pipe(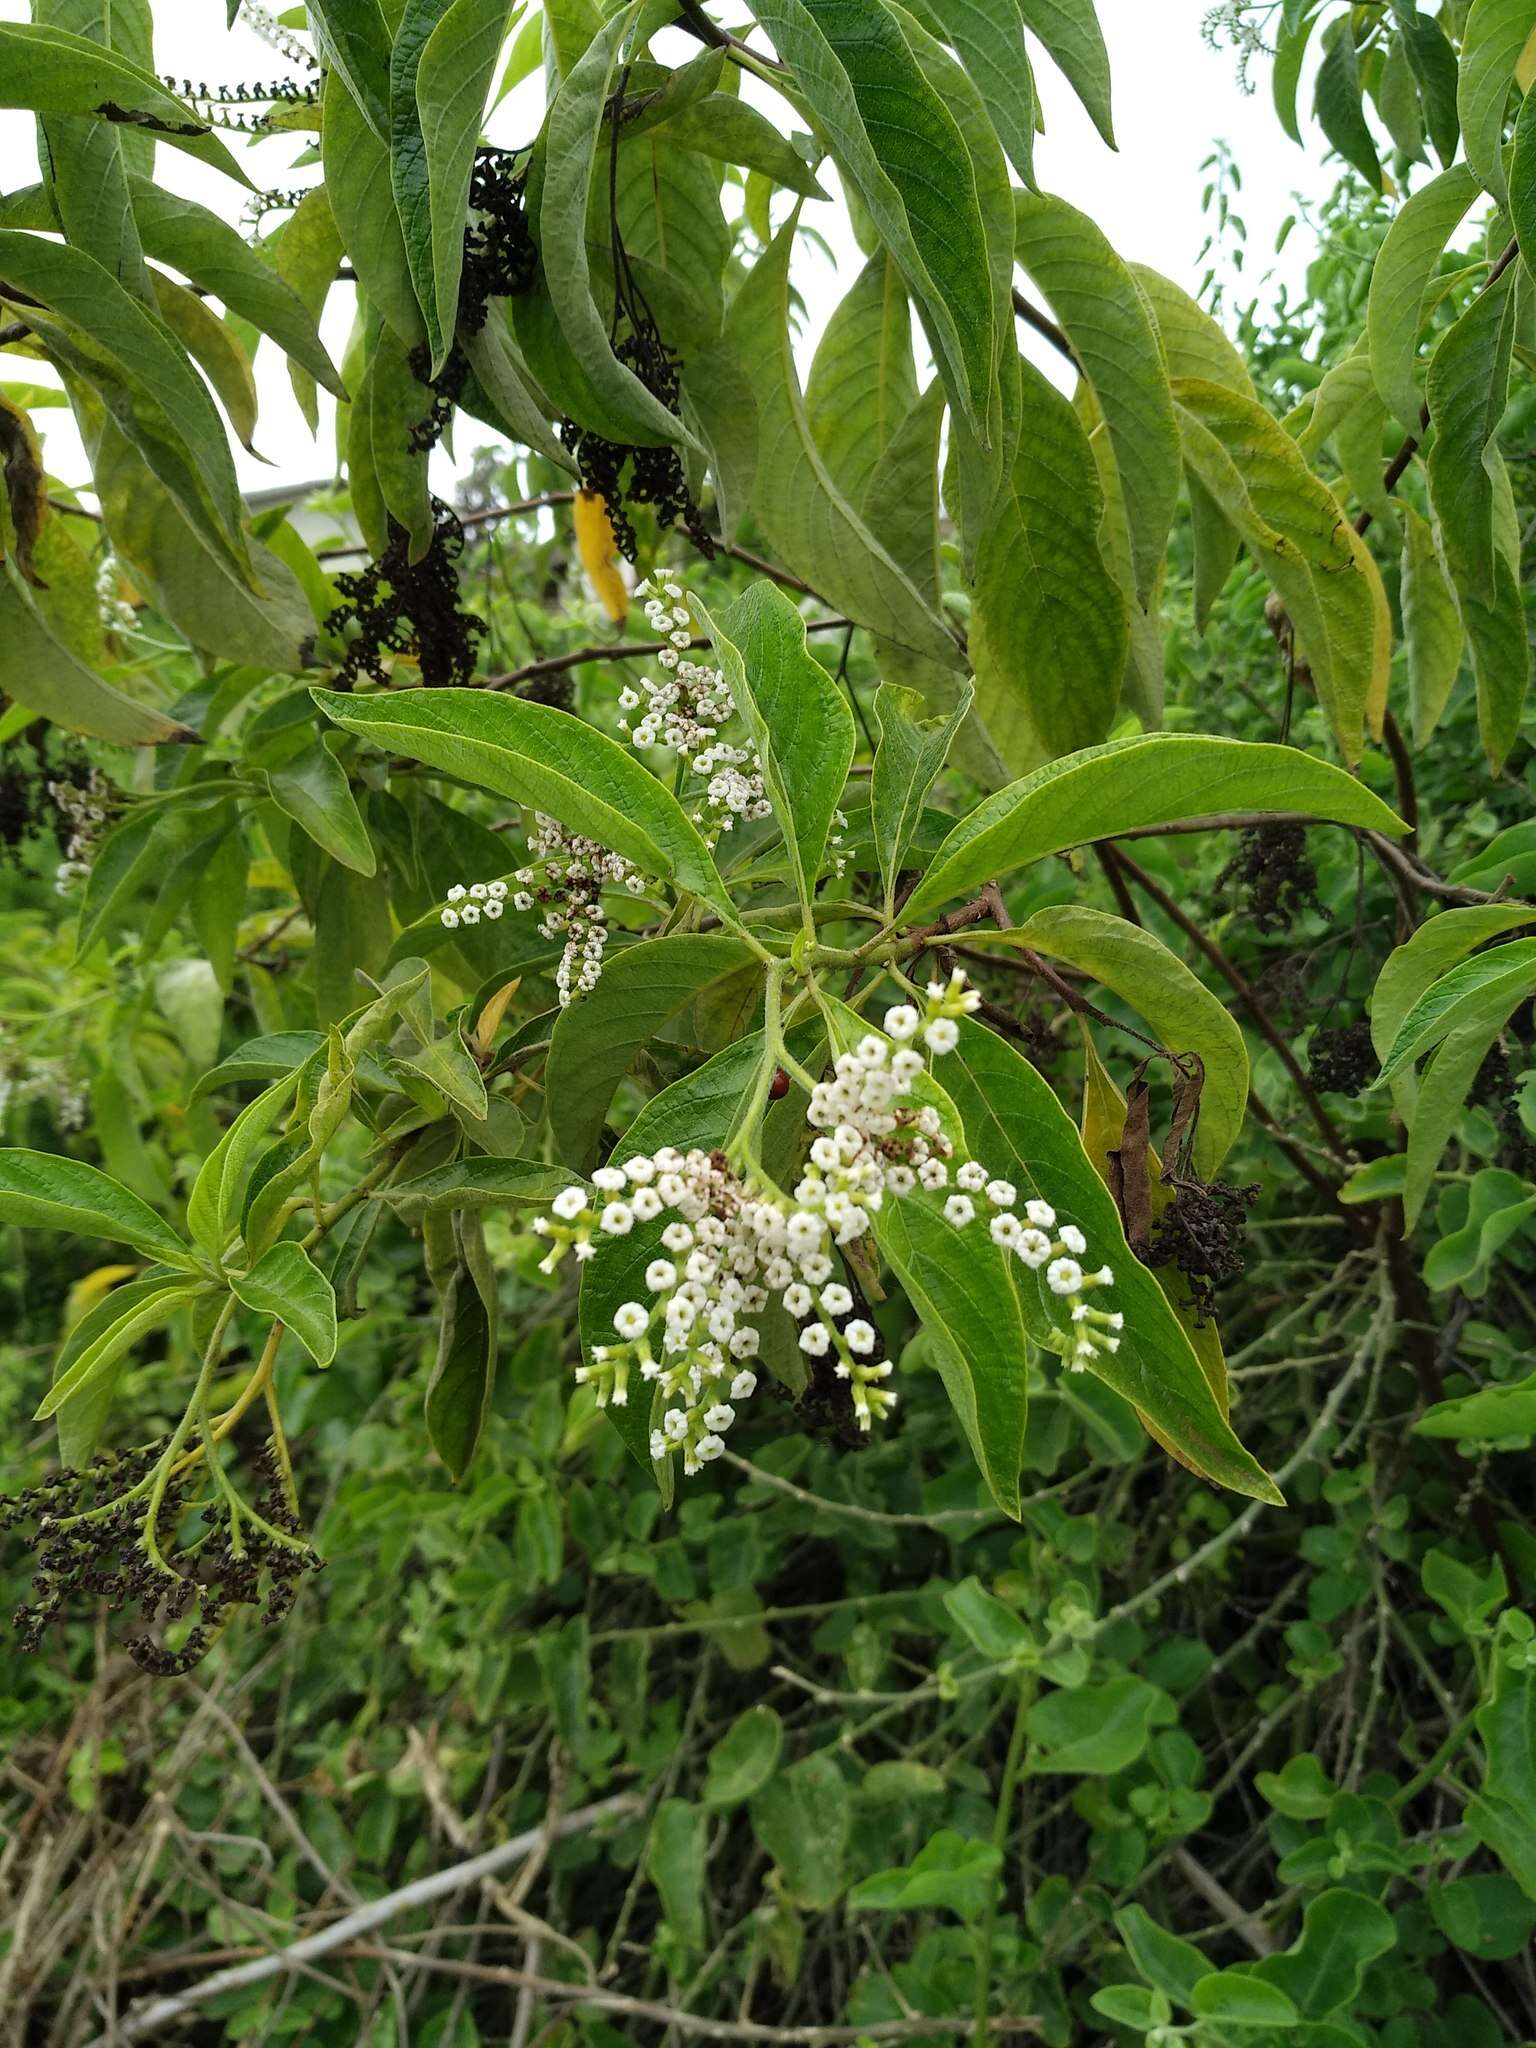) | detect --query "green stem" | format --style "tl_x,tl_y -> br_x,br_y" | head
973,1678 -> 1032,2046
141,1294 -> 236,1575
1393,1705 -> 1483,1810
